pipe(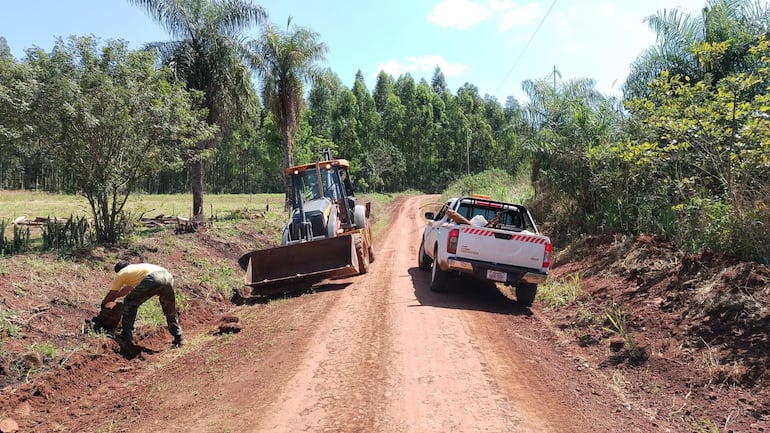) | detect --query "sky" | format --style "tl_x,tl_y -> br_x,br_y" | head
0,0 -> 710,103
